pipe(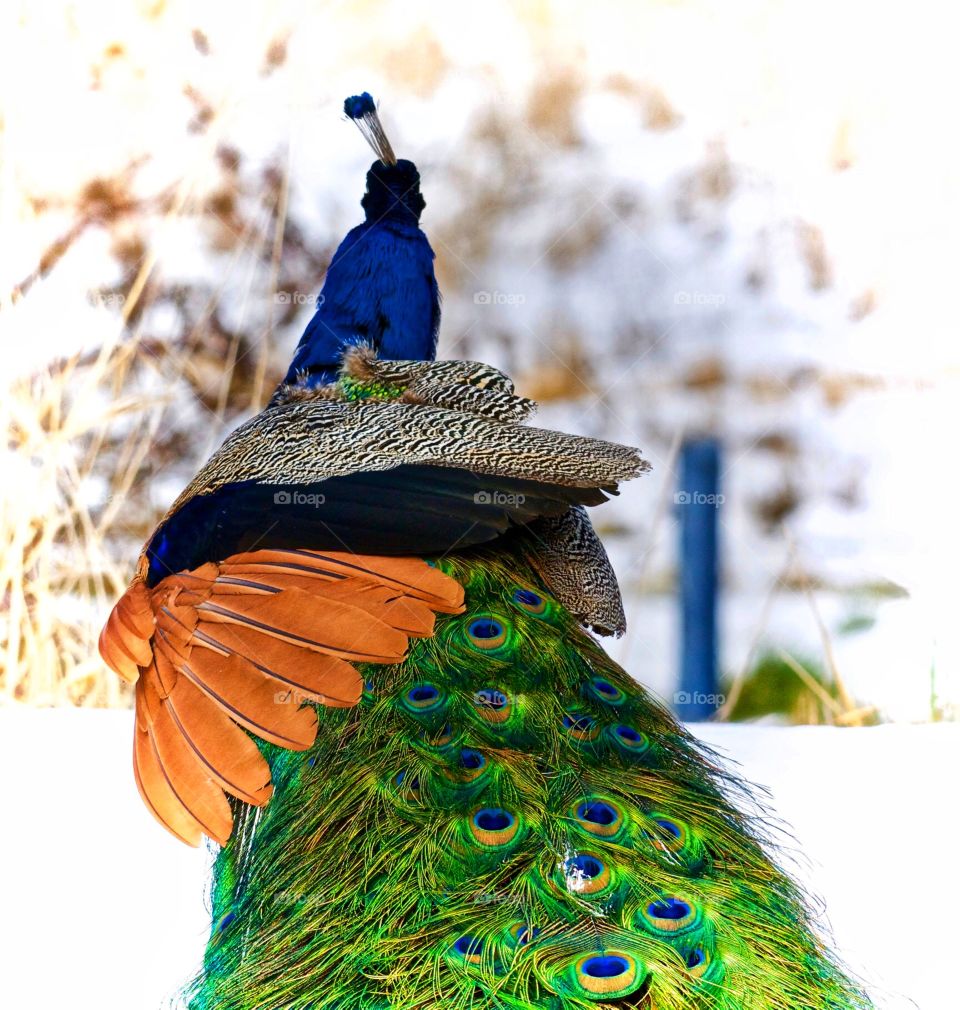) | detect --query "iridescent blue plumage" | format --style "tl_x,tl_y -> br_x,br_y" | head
344,92 -> 376,119
278,96 -> 439,390
280,206 -> 439,387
